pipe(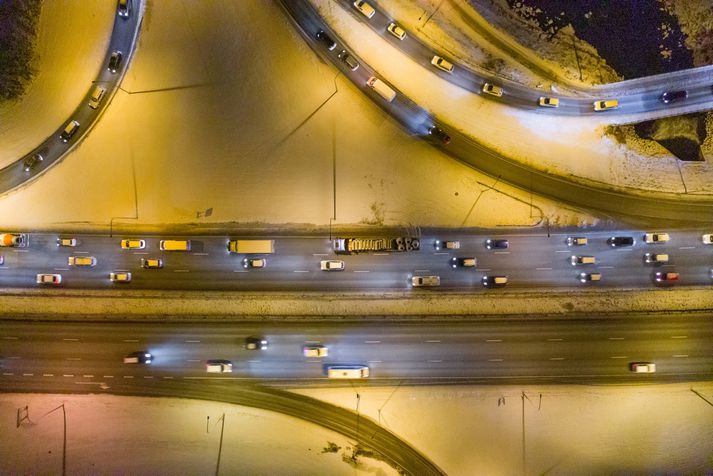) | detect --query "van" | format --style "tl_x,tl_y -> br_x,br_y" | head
366,76 -> 396,103
159,239 -> 191,251
88,85 -> 106,109
327,365 -> 369,379
60,120 -> 80,143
